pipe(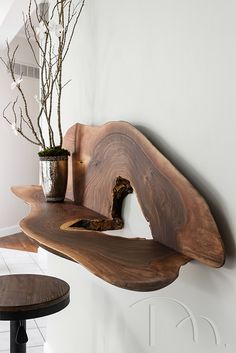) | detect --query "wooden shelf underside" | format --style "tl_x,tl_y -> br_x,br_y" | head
12,185 -> 190,292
